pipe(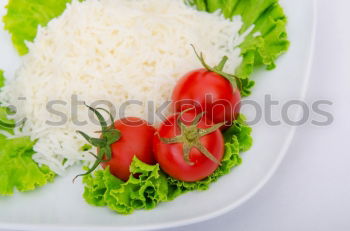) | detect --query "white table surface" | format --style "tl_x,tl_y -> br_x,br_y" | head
2,0 -> 350,230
